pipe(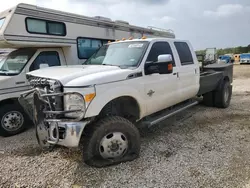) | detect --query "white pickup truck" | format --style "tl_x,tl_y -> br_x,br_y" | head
19,37 -> 233,167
